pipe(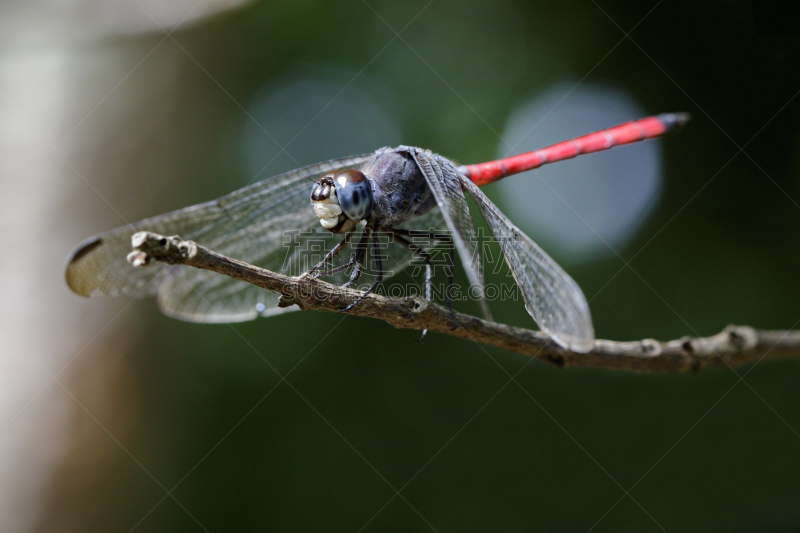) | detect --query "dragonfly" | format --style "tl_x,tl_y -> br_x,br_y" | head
66,112 -> 689,352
